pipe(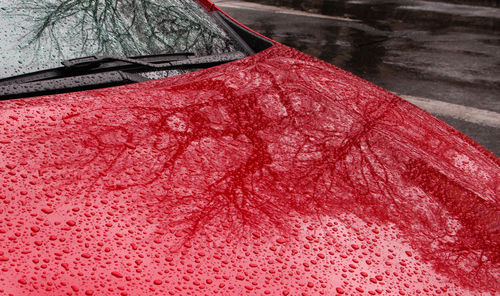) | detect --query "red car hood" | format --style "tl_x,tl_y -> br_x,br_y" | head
0,44 -> 498,295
